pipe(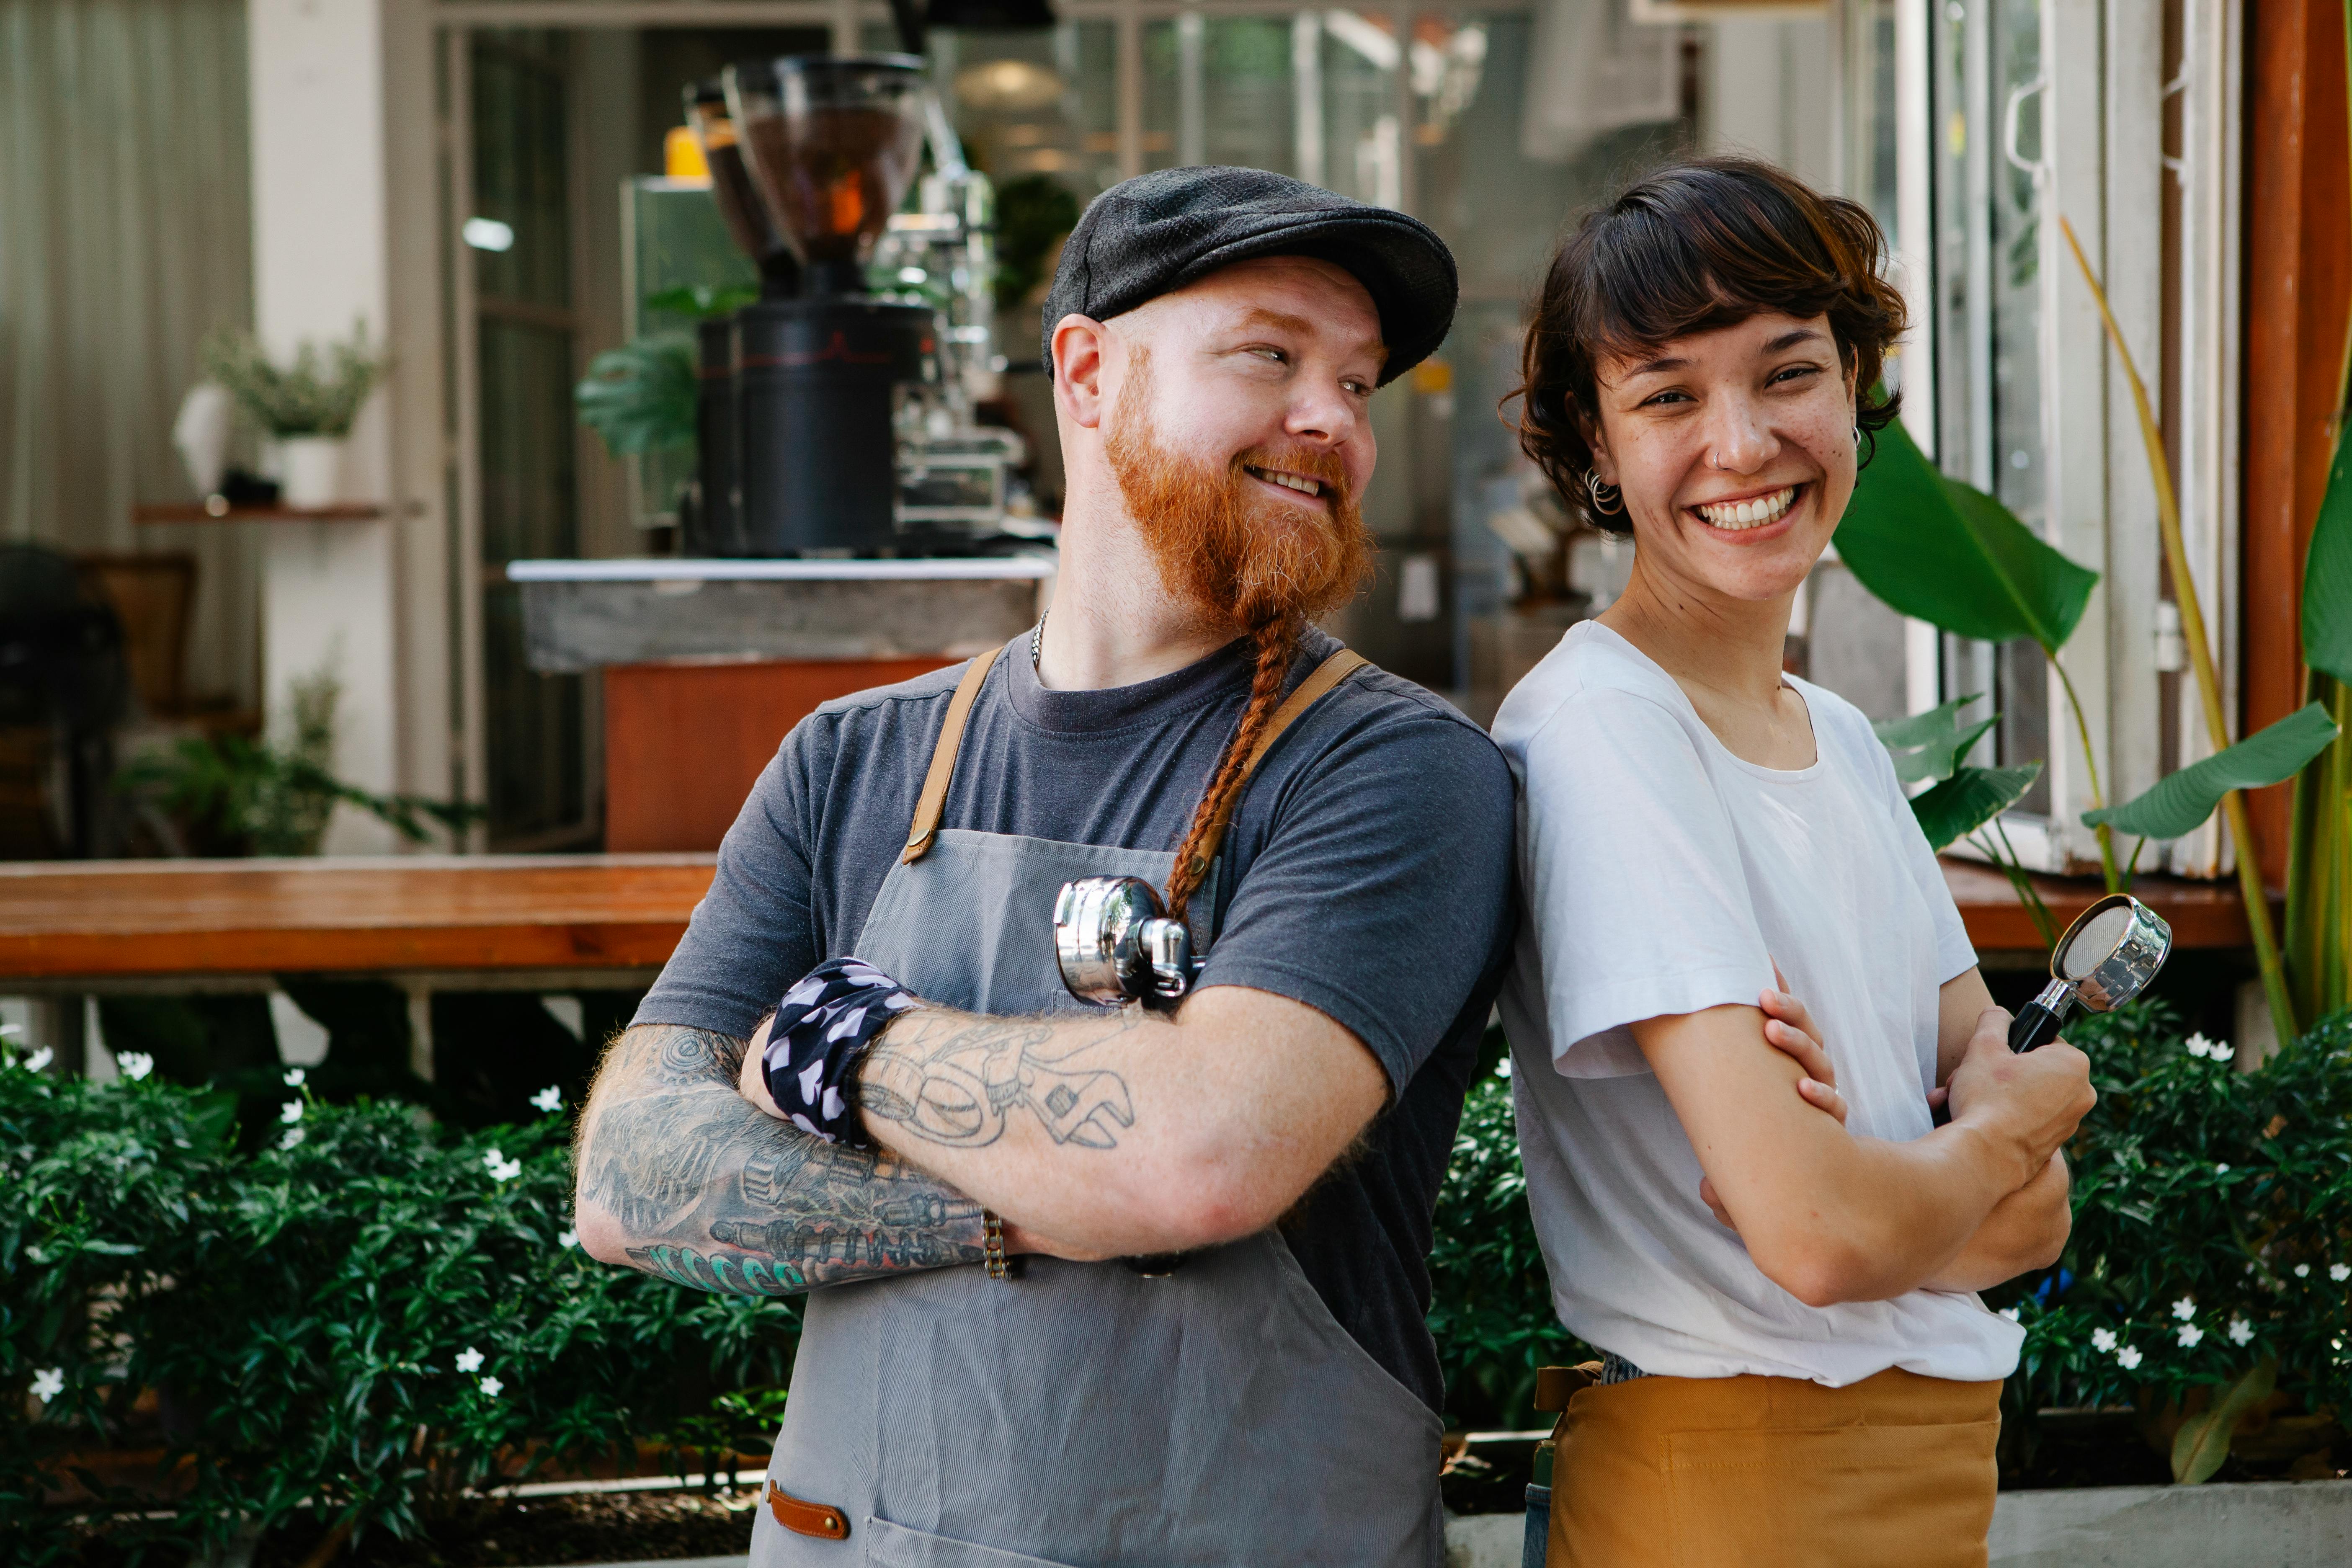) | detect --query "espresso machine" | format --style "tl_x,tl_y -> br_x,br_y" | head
710,54 -> 937,555
681,78 -> 802,555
